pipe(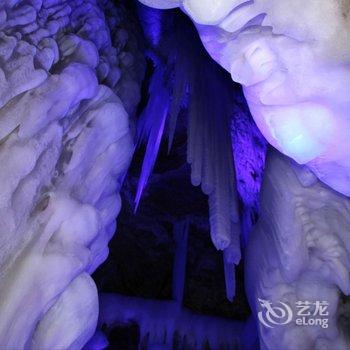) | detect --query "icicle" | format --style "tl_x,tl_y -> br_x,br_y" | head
186,98 -> 195,165
208,189 -> 231,250
188,62 -> 240,252
134,15 -> 243,301
189,95 -> 204,187
223,239 -> 241,301
172,219 -> 190,303
134,67 -> 170,210
184,46 -> 242,298
167,47 -> 188,153
223,260 -> 236,302
200,99 -> 215,195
